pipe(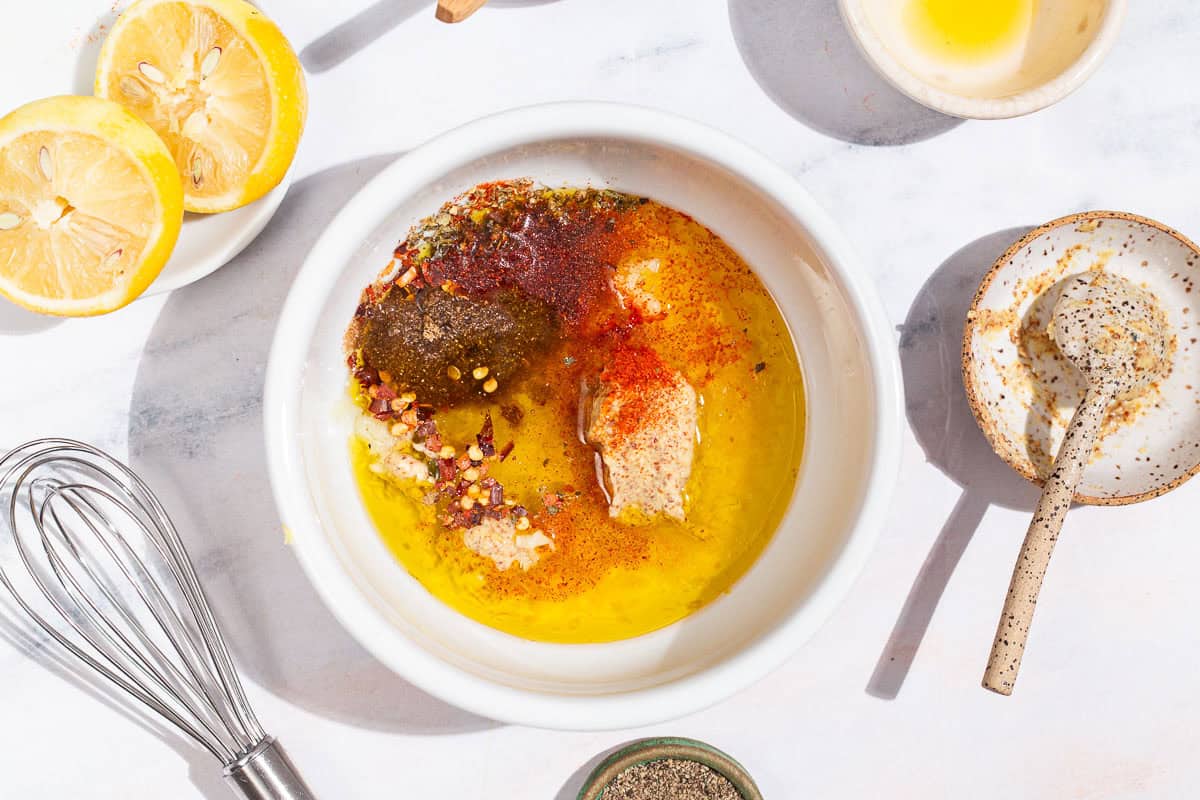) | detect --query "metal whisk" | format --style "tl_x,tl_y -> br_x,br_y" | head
0,439 -> 316,799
